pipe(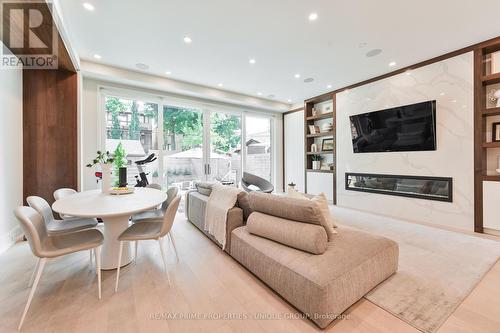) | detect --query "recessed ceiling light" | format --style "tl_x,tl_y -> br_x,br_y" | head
93,54 -> 101,59
451,99 -> 457,103
287,99 -> 292,103
135,63 -> 149,70
165,71 -> 172,75
83,3 -> 95,11
257,92 -> 263,96
294,73 -> 301,79
389,61 -> 397,67
183,36 -> 192,44
365,49 -> 382,57
308,13 -> 318,21
217,83 -> 223,87
249,58 -> 256,64
327,84 -> 332,89
440,92 -> 445,96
